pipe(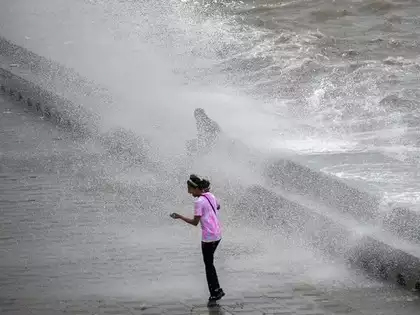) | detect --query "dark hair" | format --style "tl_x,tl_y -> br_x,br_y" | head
188,174 -> 210,190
